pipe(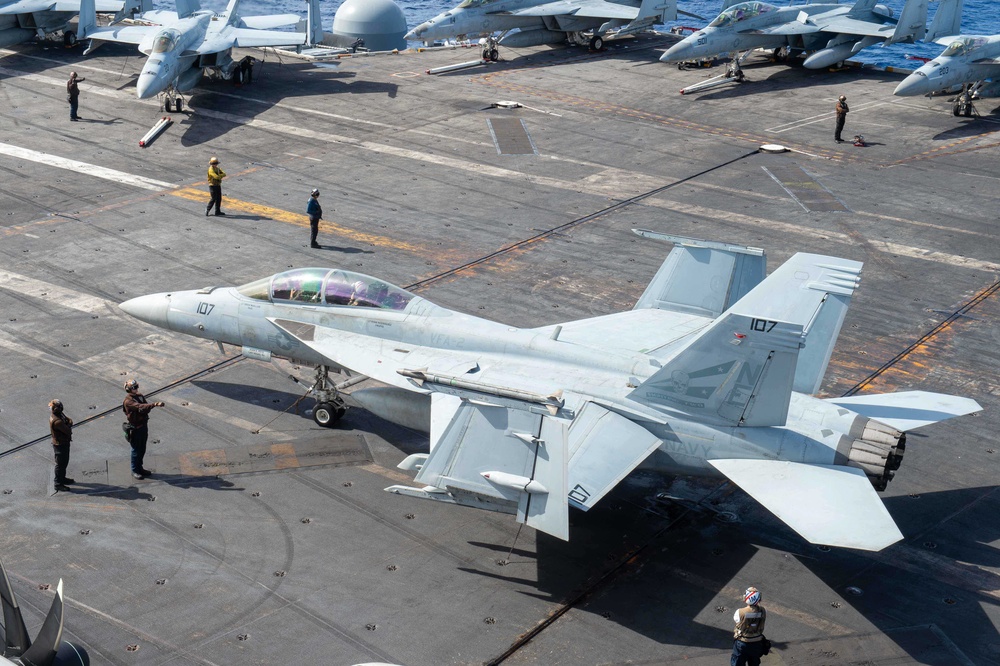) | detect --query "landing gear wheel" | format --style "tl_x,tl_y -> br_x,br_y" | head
589,35 -> 603,51
312,401 -> 345,427
964,104 -> 973,117
174,98 -> 183,112
953,103 -> 961,116
489,47 -> 498,62
64,31 -> 77,47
